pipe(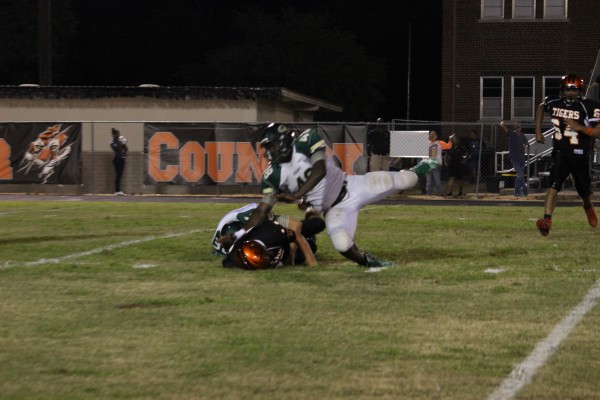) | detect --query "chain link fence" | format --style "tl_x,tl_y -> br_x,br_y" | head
385,120 -> 559,196
2,120 -> 572,197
